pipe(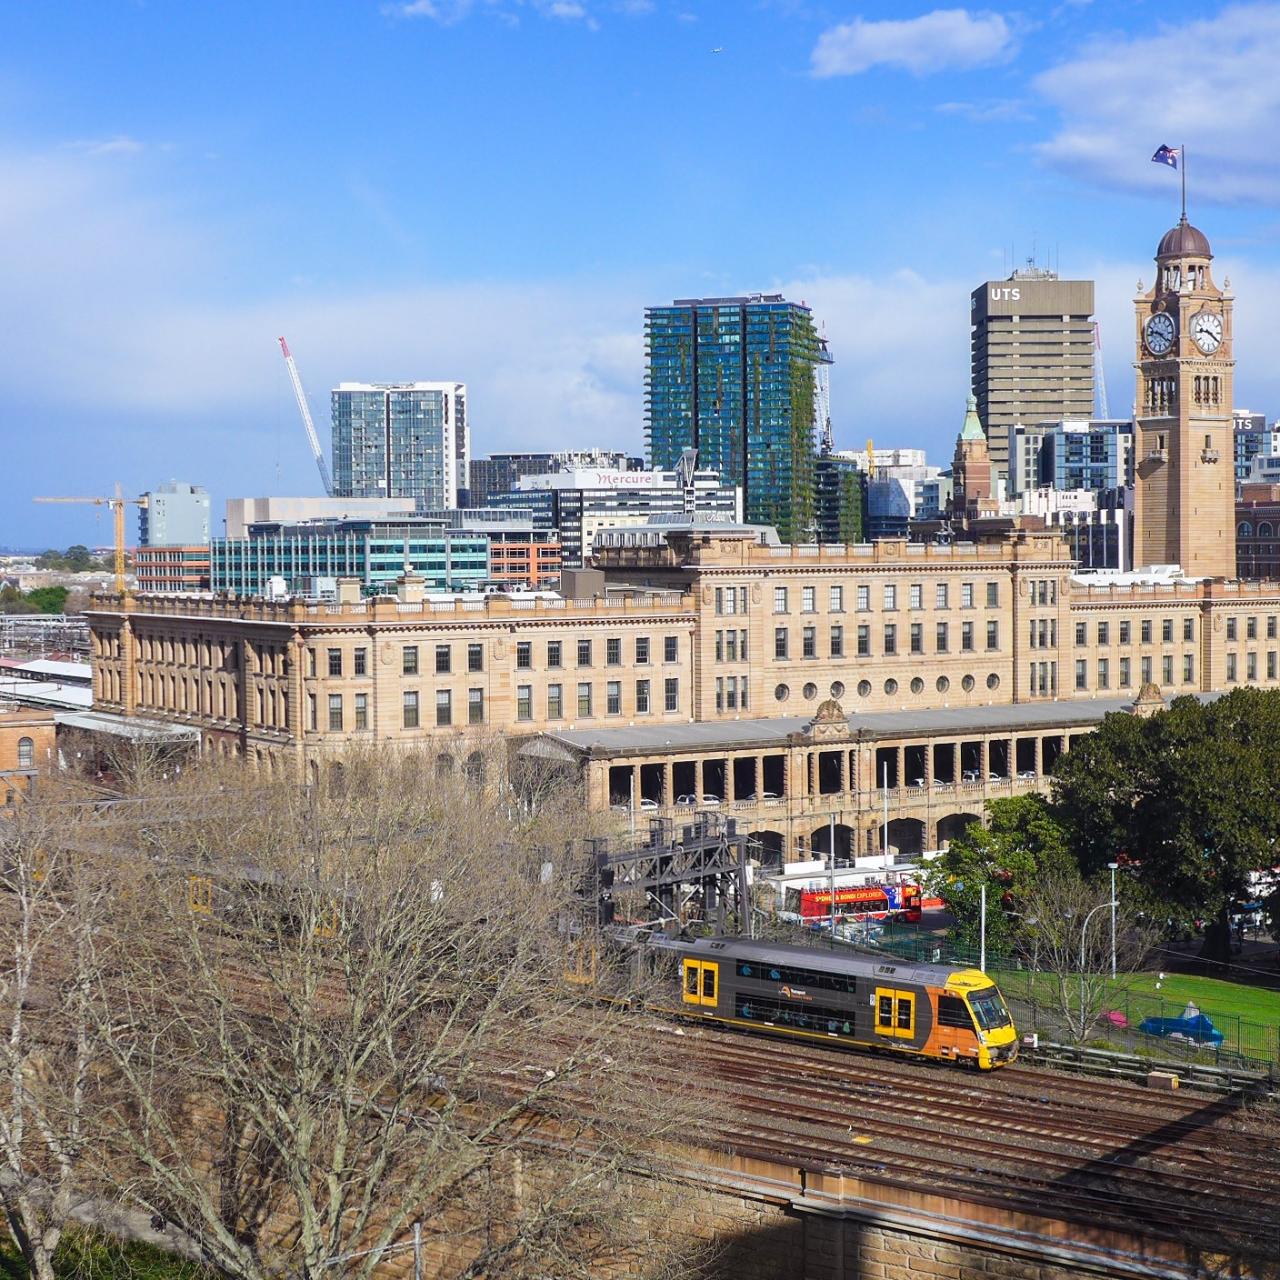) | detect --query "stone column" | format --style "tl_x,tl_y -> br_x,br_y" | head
724,754 -> 735,803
